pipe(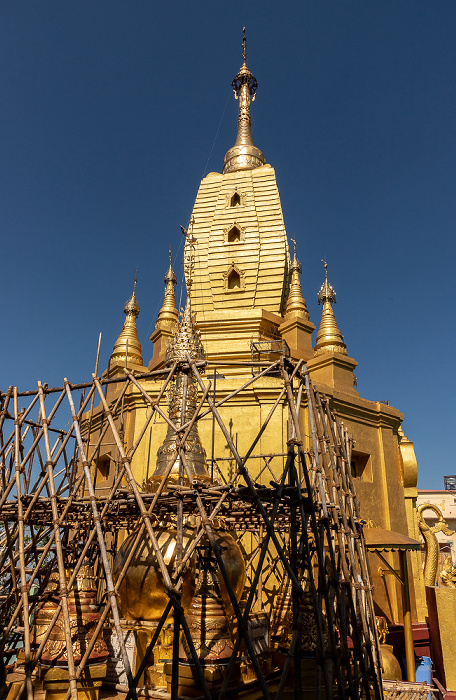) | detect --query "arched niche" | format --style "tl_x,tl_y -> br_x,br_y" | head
224,263 -> 244,292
